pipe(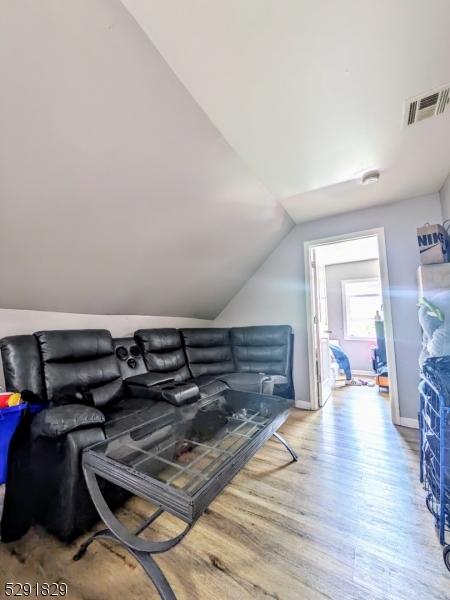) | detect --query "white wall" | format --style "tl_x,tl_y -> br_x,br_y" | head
440,172 -> 450,222
325,259 -> 380,372
0,309 -> 212,389
215,193 -> 442,420
0,1 -> 292,320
